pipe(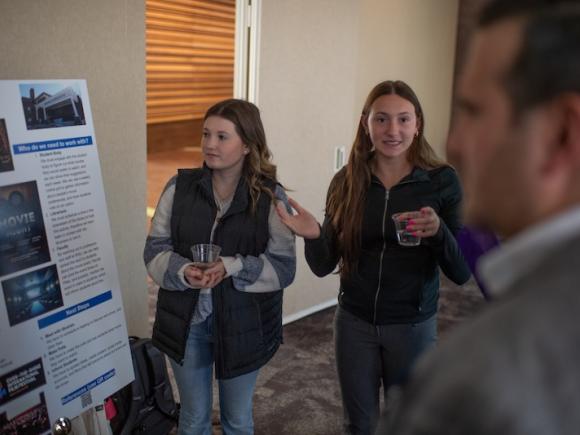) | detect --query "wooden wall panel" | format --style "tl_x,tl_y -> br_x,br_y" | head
147,118 -> 204,153
146,0 -> 235,128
